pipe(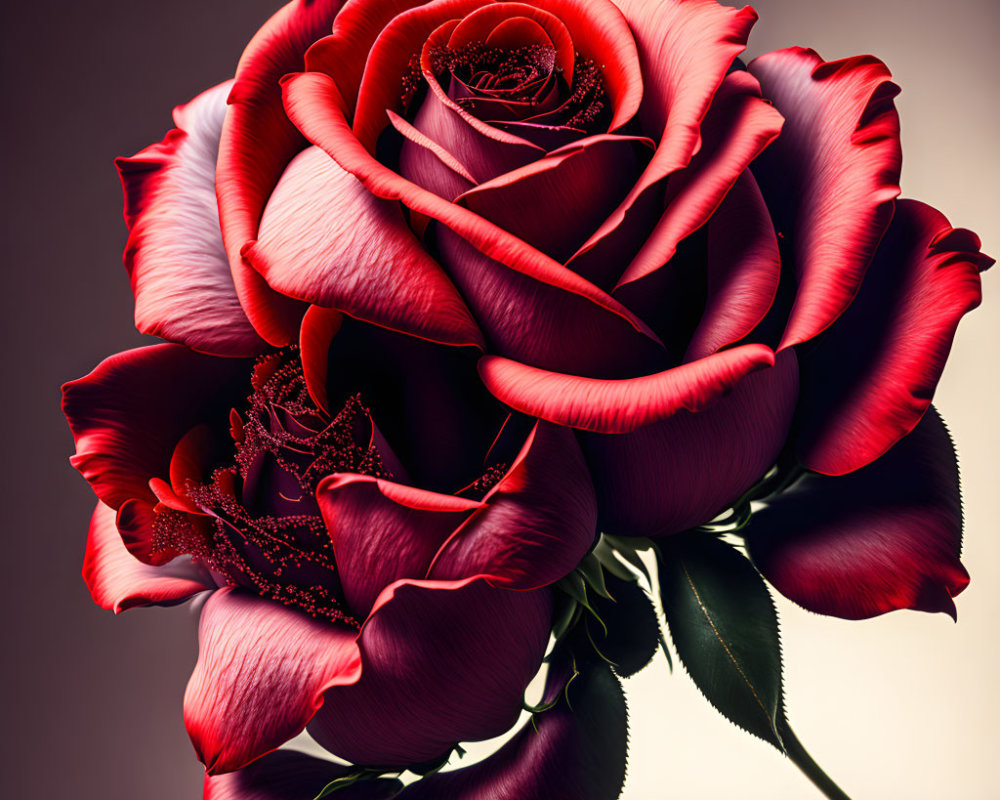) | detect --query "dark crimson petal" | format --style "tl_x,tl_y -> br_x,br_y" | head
318,474 -> 483,618
746,408 -> 970,620
390,109 -> 477,201
83,502 -> 211,614
568,0 -> 757,278
116,81 -> 266,357
204,750 -> 402,800
795,199 -> 991,475
685,170 -> 781,361
184,589 -> 362,775
216,0 -> 345,346
456,133 -> 653,263
435,226 -> 665,377
478,343 -> 775,433
749,48 -> 903,349
583,350 -> 798,537
62,345 -> 252,511
429,422 -> 597,590
613,70 -> 783,289
309,577 -> 551,766
281,71 -> 665,376
397,655 -> 627,800
244,146 -> 484,348
298,305 -> 344,415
